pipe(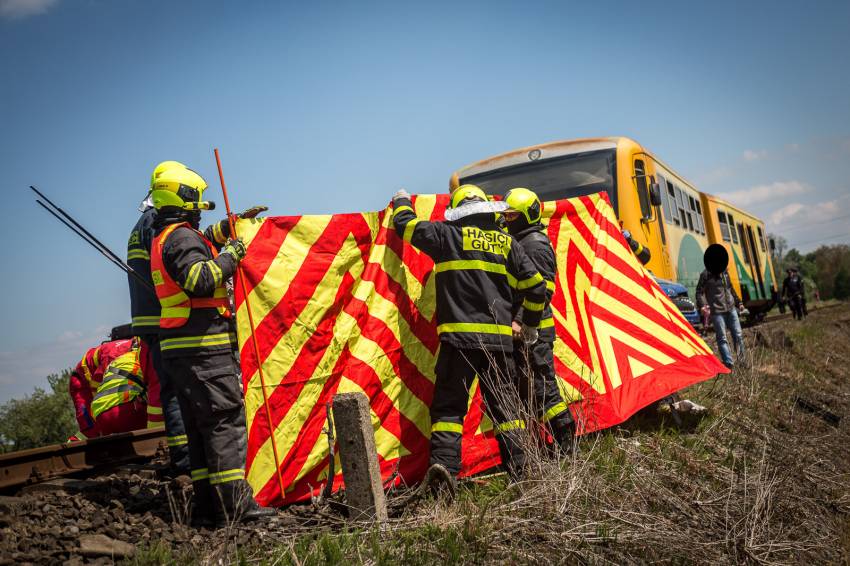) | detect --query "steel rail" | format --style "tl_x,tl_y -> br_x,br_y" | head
0,427 -> 166,491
